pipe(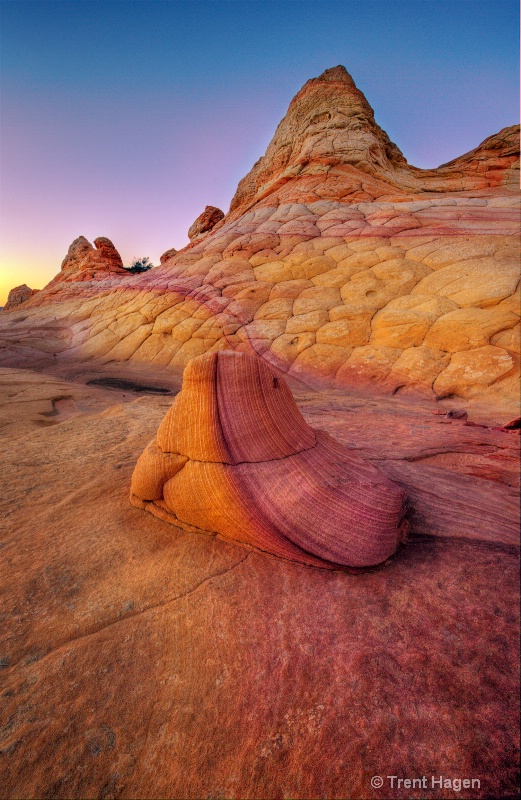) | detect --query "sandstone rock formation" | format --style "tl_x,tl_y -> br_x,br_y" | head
229,66 -> 519,216
187,205 -> 225,240
160,247 -> 178,263
59,235 -> 126,279
131,351 -> 408,569
10,234 -> 127,307
1,366 -> 519,799
3,284 -> 39,311
0,67 -> 519,412
1,236 -> 129,313
0,64 -> 518,800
